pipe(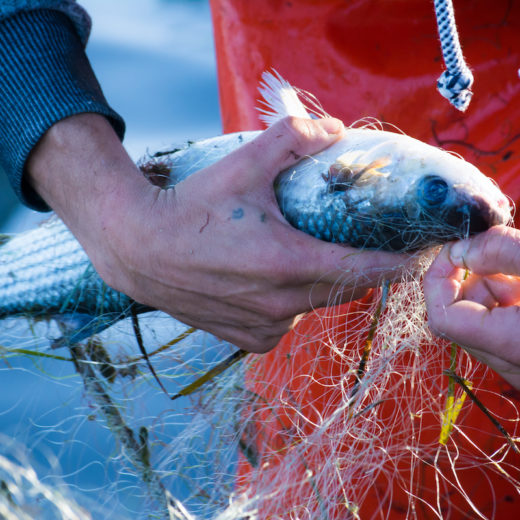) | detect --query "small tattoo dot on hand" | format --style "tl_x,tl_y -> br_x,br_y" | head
232,208 -> 245,219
